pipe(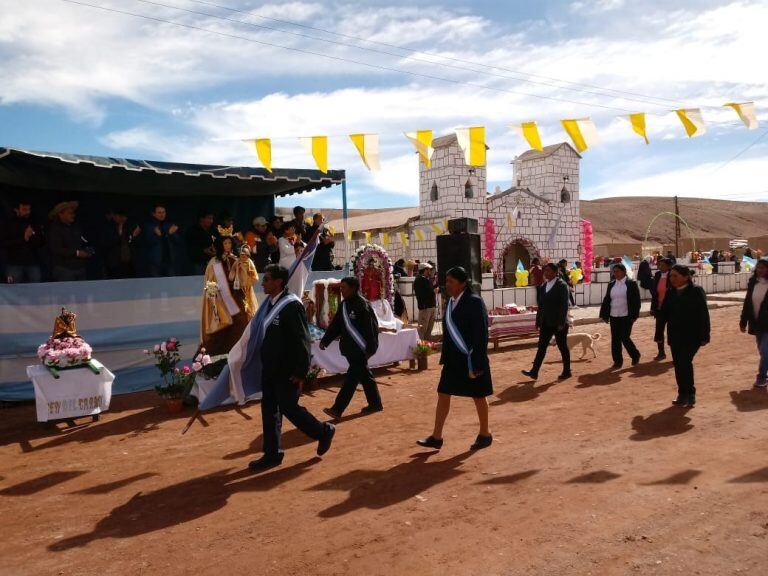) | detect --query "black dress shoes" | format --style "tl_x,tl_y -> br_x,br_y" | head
317,423 -> 336,456
416,435 -> 443,449
248,454 -> 284,471
470,434 -> 493,450
672,396 -> 688,406
686,395 -> 696,408
323,407 -> 341,420
522,370 -> 538,380
611,363 -> 623,370
361,404 -> 384,414
631,354 -> 641,366
558,371 -> 572,380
